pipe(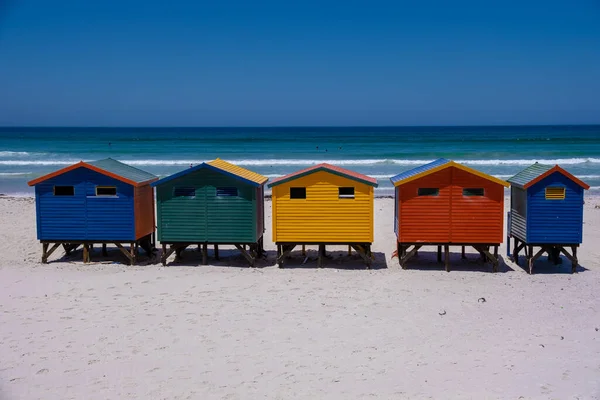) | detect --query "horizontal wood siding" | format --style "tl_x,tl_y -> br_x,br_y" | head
273,171 -> 374,243
134,185 -> 155,240
256,186 -> 265,240
510,212 -> 527,241
36,168 -> 135,241
510,187 -> 527,241
450,168 -> 504,243
398,168 -> 451,242
83,170 -> 135,241
527,172 -> 584,244
204,170 -> 256,243
156,169 -> 256,243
